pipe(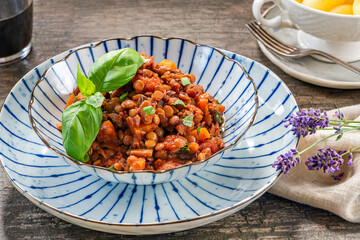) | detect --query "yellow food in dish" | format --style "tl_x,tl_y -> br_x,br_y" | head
296,0 -> 360,15
301,0 -> 345,12
354,0 -> 360,14
330,4 -> 353,14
